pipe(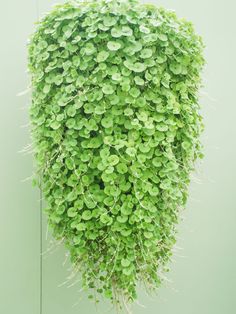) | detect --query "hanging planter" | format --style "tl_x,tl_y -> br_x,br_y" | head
28,0 -> 204,310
